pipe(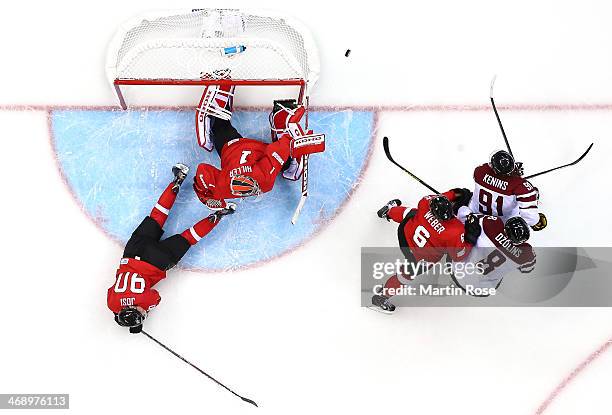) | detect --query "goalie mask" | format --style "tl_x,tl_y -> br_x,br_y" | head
230,175 -> 261,197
